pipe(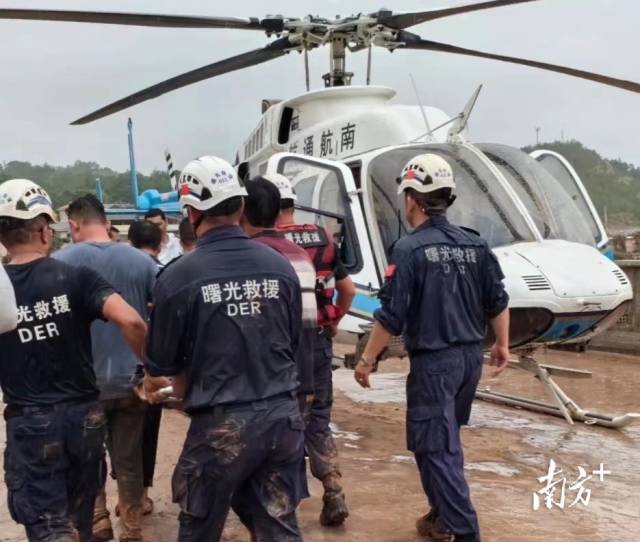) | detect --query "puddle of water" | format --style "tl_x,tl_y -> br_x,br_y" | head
465,462 -> 521,477
330,422 -> 362,441
333,368 -> 406,404
352,455 -> 416,465
391,455 -> 416,465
